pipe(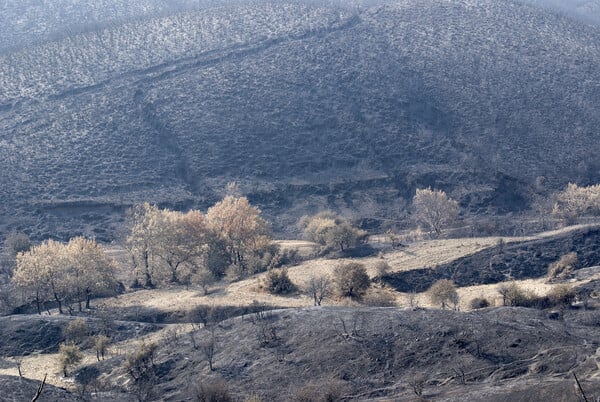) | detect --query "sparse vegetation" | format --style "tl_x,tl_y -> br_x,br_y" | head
193,379 -> 232,402
547,252 -> 578,282
58,343 -> 83,377
1,1 -> 600,400
306,275 -> 332,306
